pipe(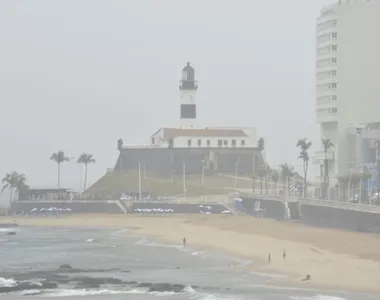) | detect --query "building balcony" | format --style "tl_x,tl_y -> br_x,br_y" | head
179,80 -> 198,90
316,113 -> 338,124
